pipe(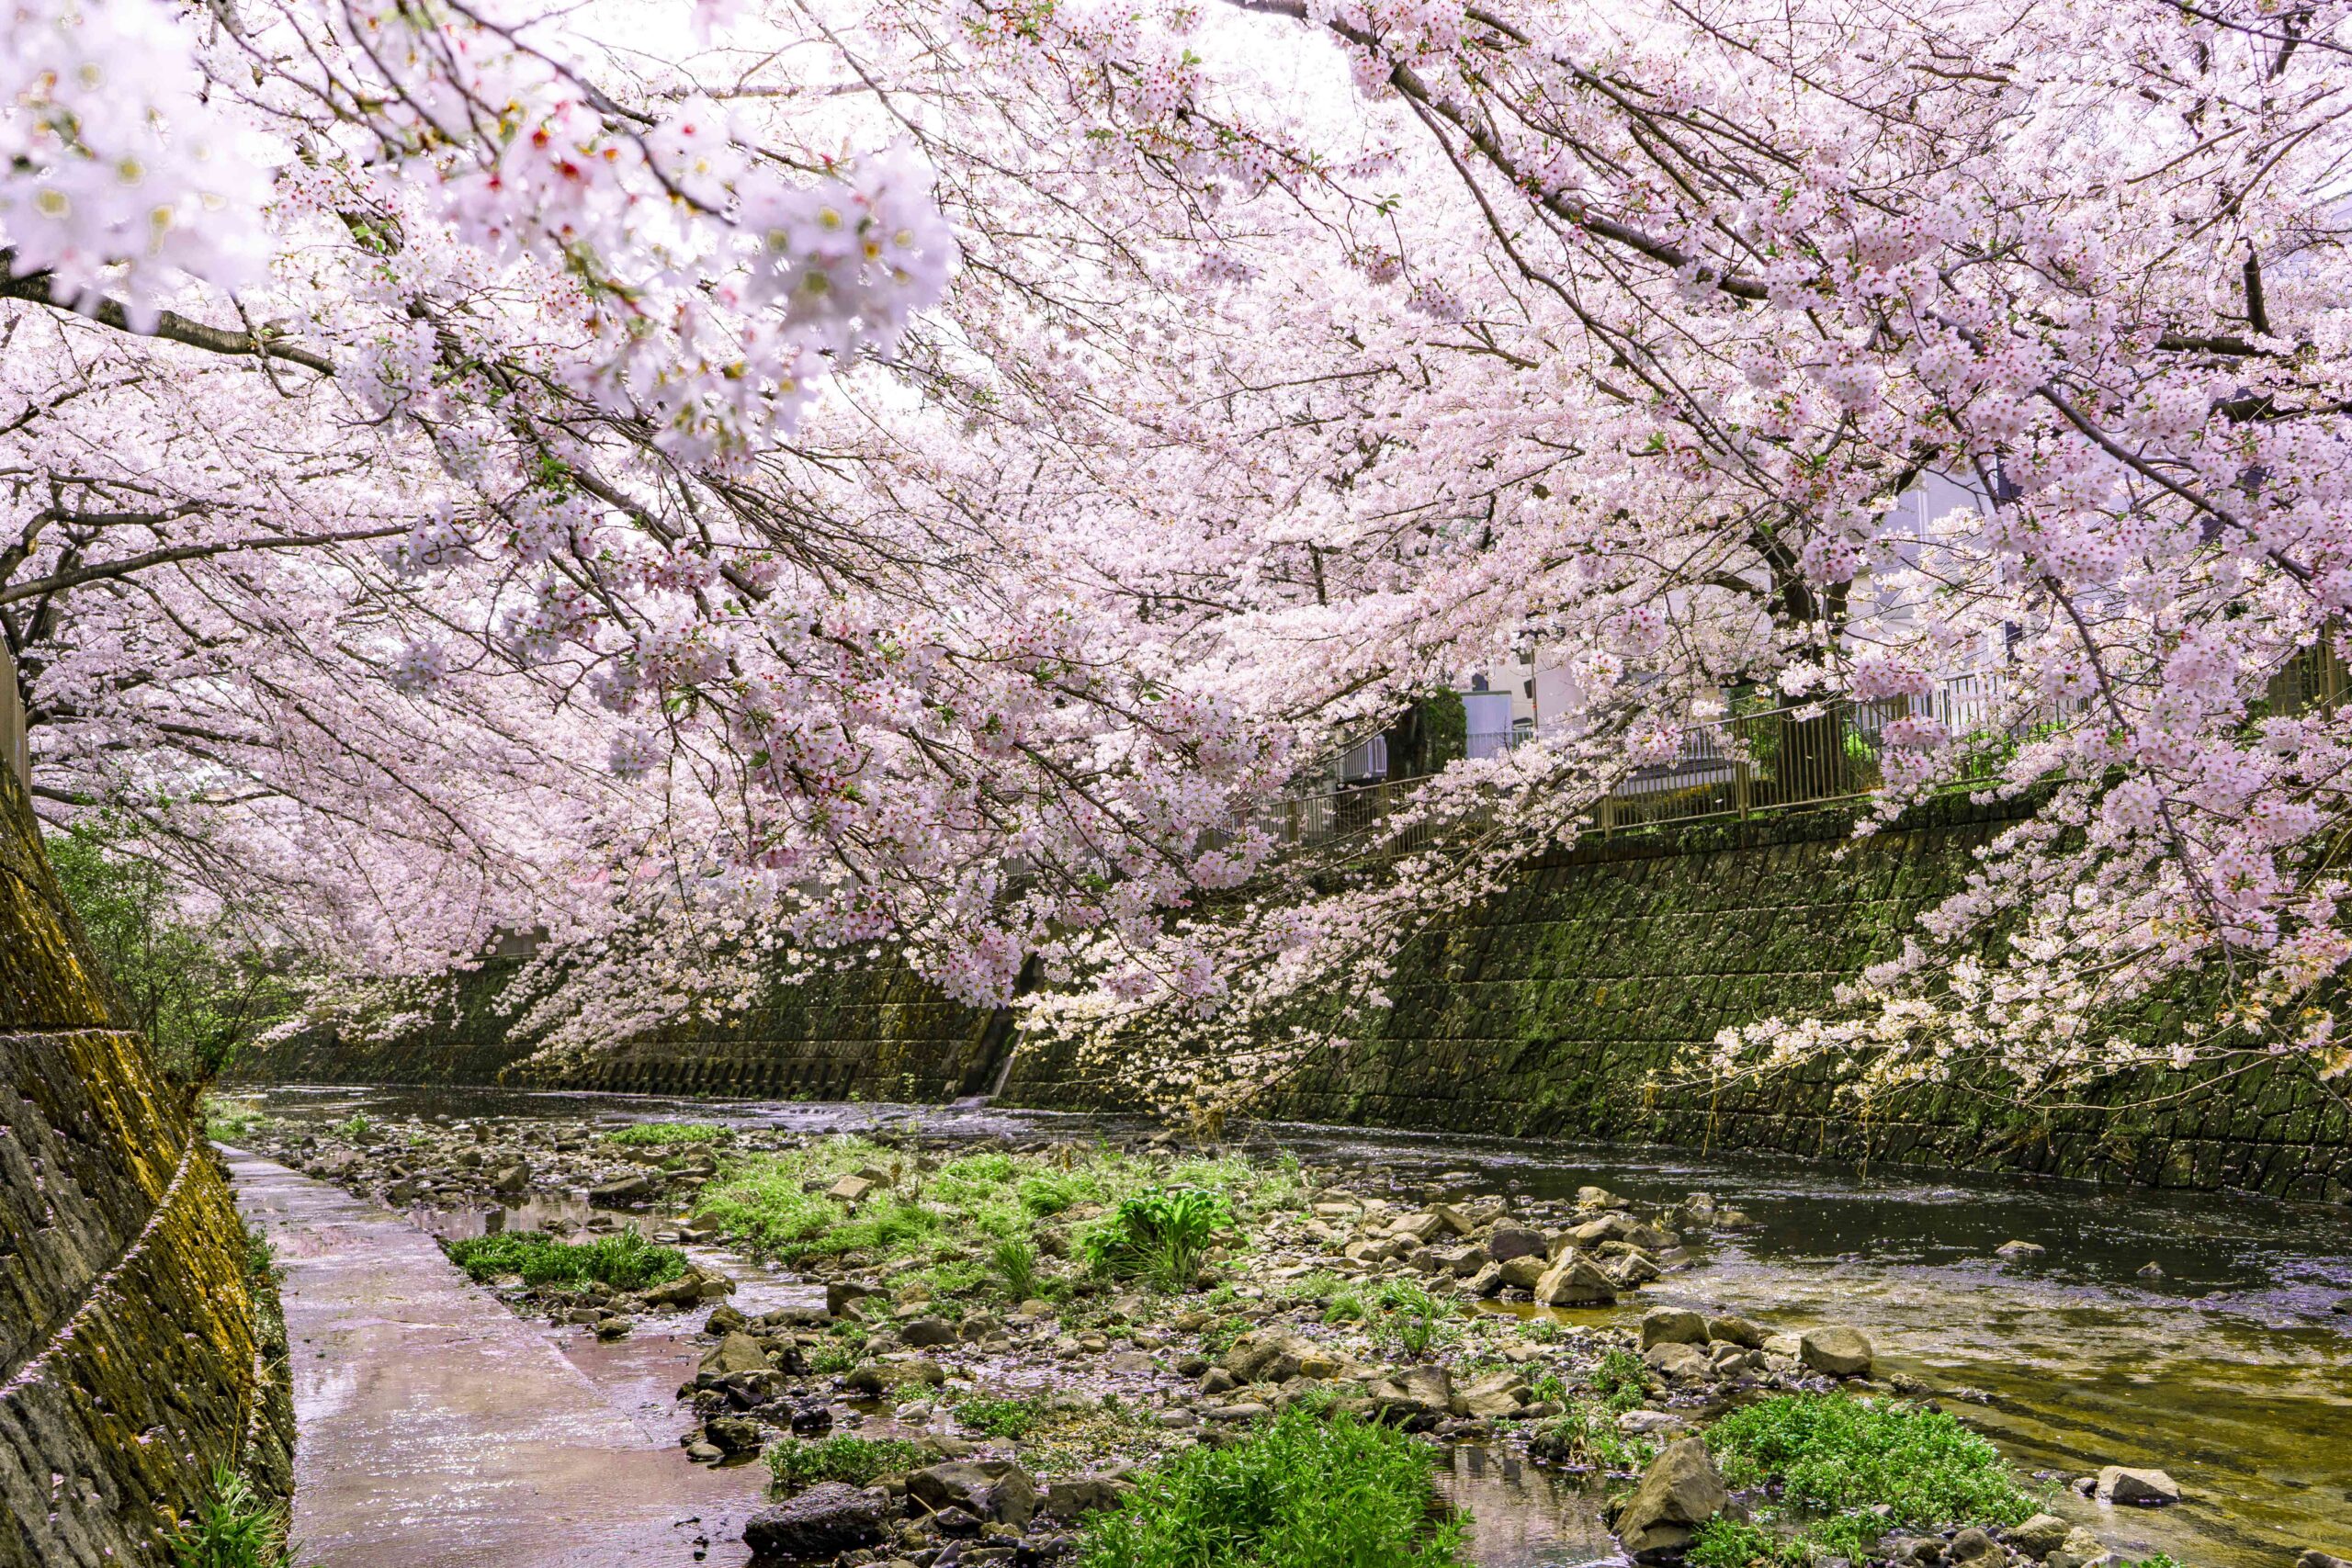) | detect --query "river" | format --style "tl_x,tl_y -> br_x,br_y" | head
236,1084 -> 2352,1568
